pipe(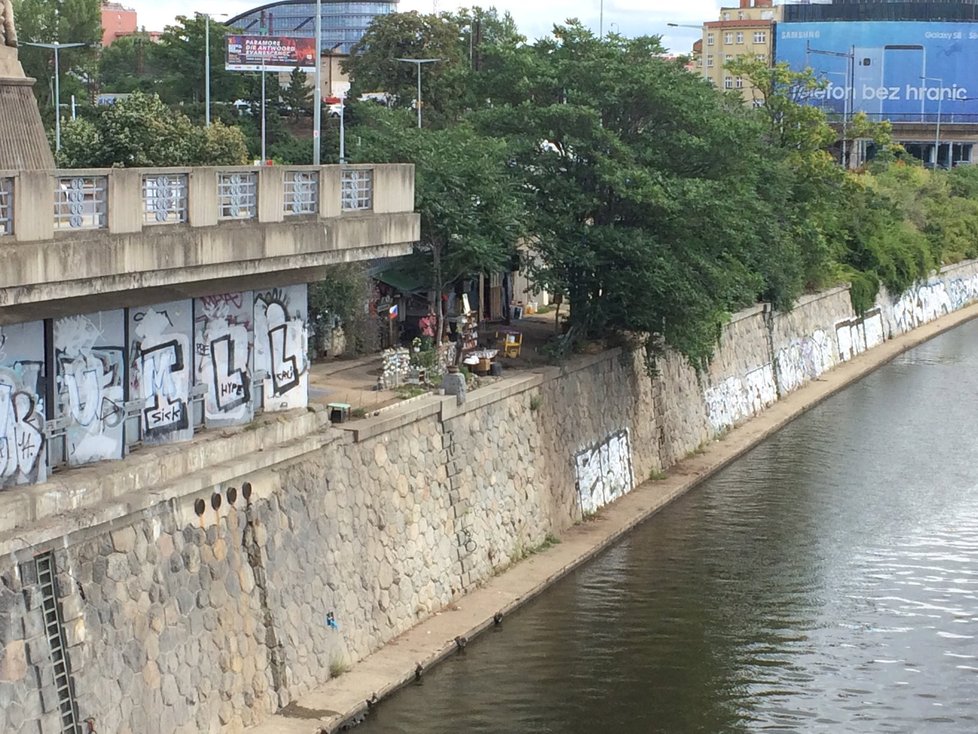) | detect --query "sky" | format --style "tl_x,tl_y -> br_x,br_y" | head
128,0 -> 717,55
